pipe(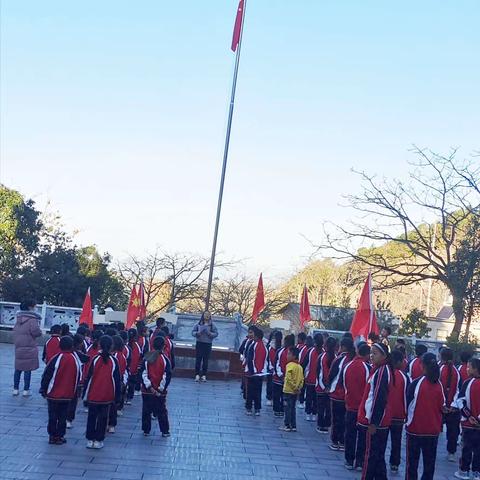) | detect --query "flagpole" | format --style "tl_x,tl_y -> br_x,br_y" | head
205,0 -> 247,310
